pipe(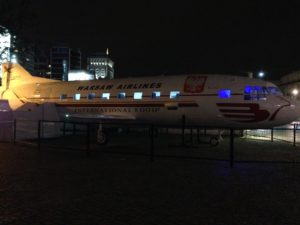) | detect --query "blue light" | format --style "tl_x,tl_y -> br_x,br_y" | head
244,86 -> 252,94
218,89 -> 231,98
118,92 -> 126,99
